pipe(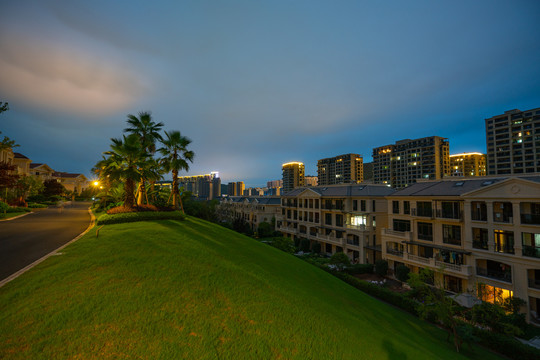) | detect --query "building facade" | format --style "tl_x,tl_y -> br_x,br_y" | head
227,181 -> 245,197
380,176 -> 540,323
282,162 -> 305,193
317,153 -> 363,186
178,172 -> 221,200
373,136 -> 450,189
305,175 -> 318,187
450,152 -> 486,177
218,196 -> 281,231
277,184 -> 395,263
485,107 -> 540,175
